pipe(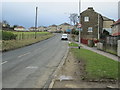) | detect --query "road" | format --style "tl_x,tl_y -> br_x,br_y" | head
2,34 -> 69,88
